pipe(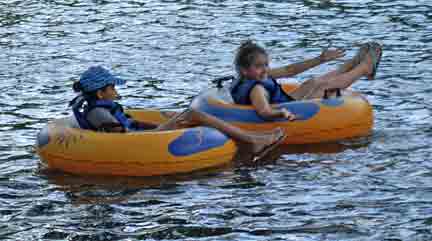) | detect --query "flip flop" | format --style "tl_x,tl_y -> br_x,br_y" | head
352,43 -> 370,68
366,42 -> 383,80
252,131 -> 286,162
